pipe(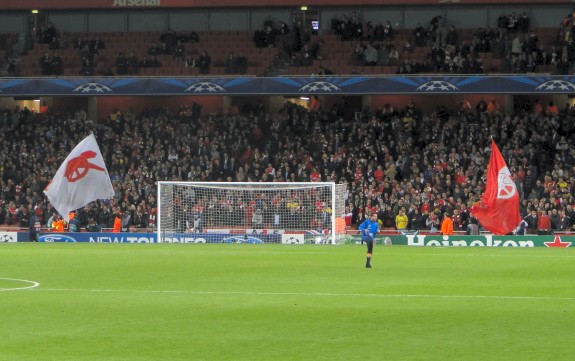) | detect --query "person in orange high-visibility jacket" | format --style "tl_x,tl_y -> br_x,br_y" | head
113,211 -> 122,233
440,212 -> 454,235
52,214 -> 65,232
